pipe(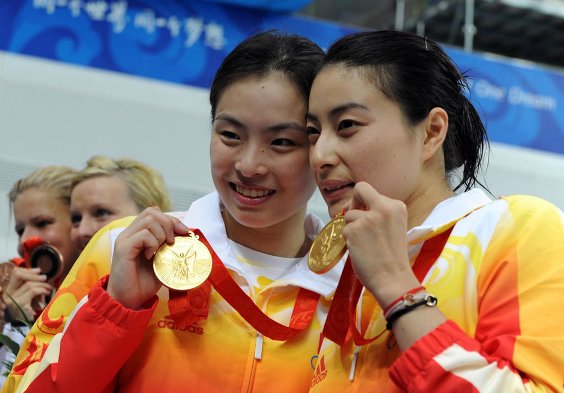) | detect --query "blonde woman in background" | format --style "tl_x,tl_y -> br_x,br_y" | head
1,156 -> 171,384
0,165 -> 79,382
69,155 -> 172,251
